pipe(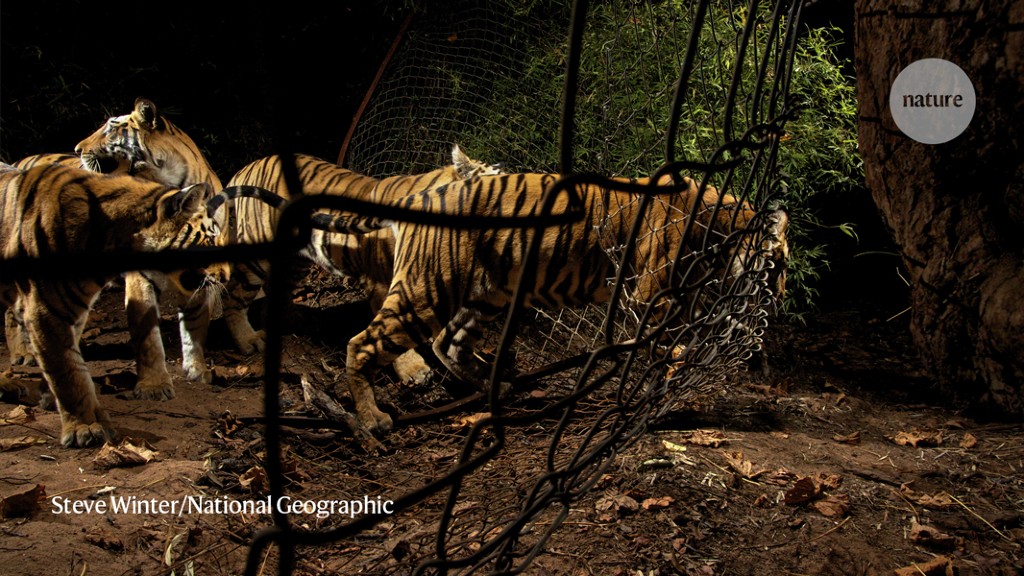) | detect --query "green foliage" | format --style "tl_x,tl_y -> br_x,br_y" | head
775,25 -> 862,319
458,1 -> 861,317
